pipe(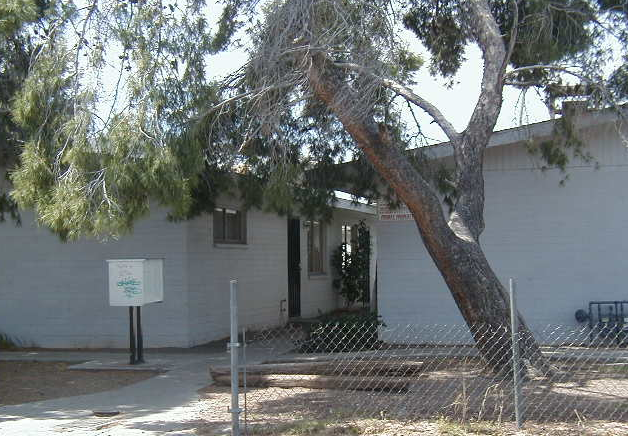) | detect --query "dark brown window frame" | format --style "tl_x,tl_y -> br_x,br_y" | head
213,207 -> 247,244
